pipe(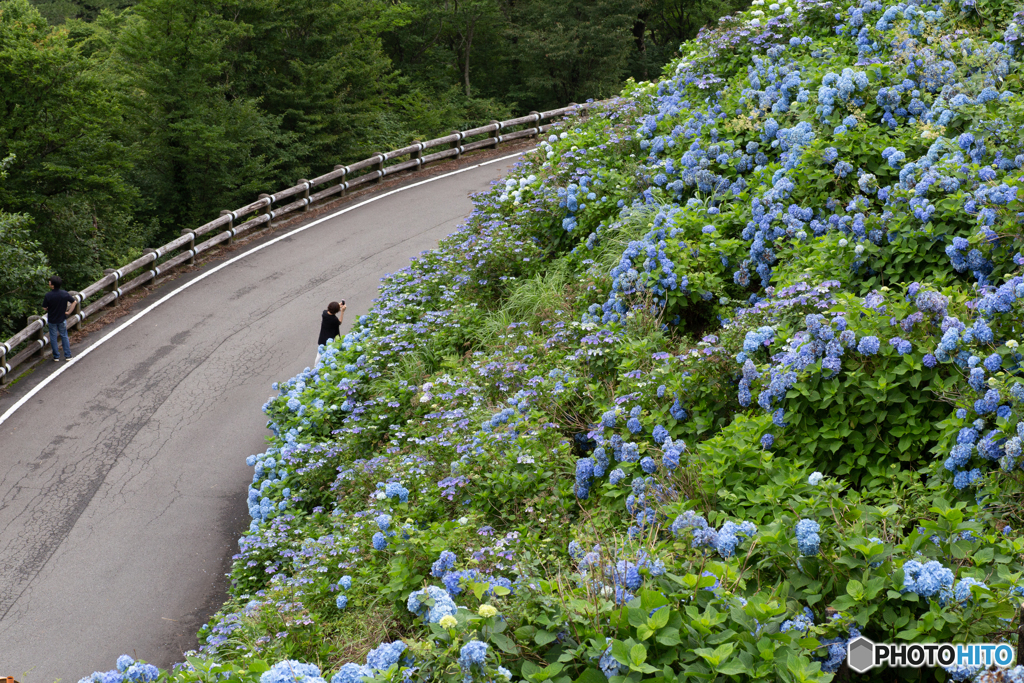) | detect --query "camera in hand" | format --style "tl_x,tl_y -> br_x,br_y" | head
341,299 -> 345,306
